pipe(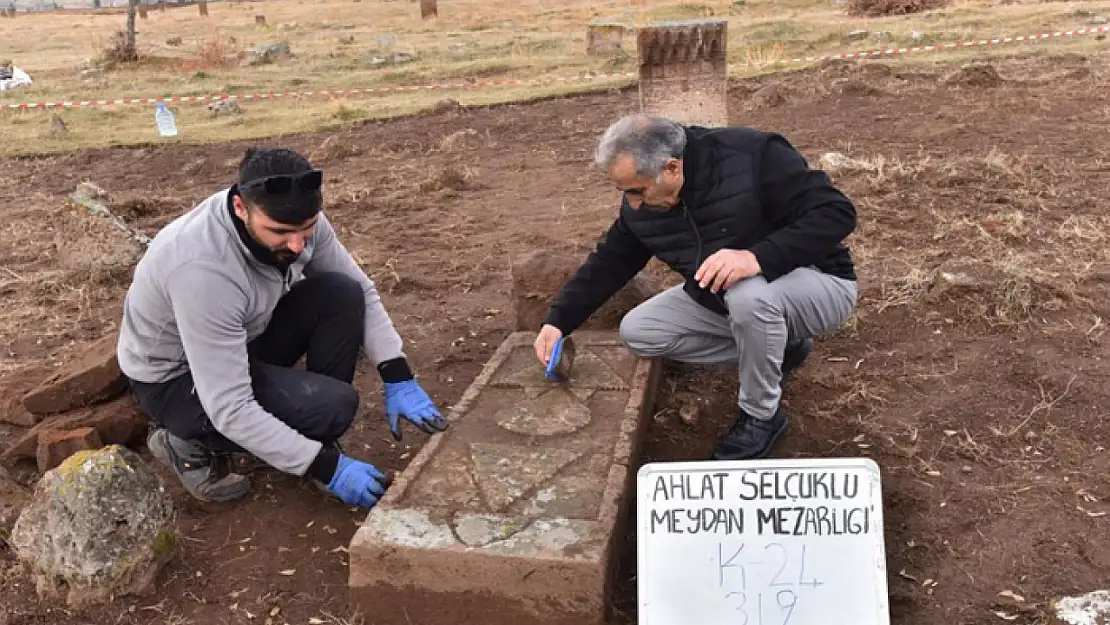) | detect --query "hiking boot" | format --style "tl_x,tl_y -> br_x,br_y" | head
147,428 -> 251,502
780,337 -> 814,393
711,408 -> 790,461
